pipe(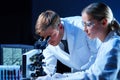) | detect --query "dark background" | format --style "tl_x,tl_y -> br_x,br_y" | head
0,0 -> 119,75
0,0 -> 120,45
